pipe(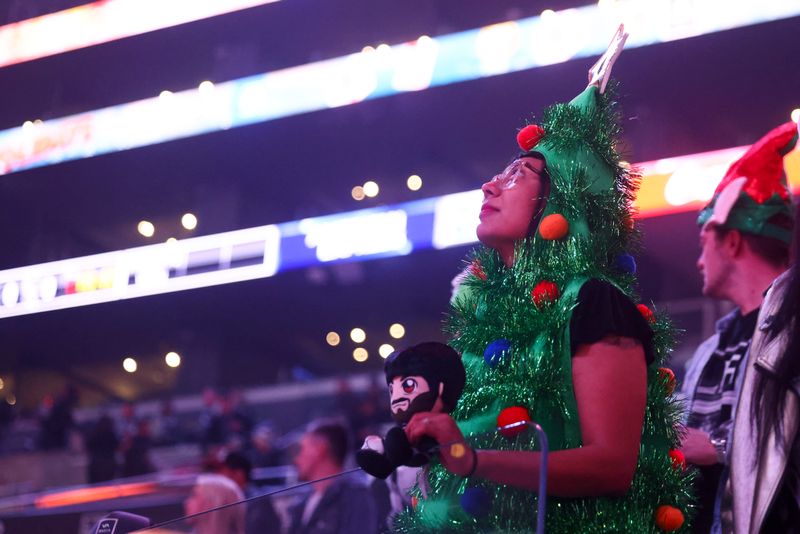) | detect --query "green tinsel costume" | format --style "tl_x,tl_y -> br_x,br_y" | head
395,28 -> 694,533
